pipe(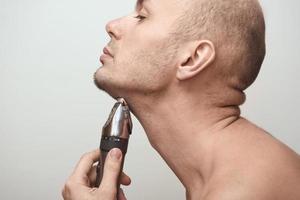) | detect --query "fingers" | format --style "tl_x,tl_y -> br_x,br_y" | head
89,166 -> 131,187
98,148 -> 123,193
87,165 -> 97,187
74,149 -> 100,176
118,188 -> 127,200
71,149 -> 100,185
63,149 -> 131,200
120,172 -> 131,186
